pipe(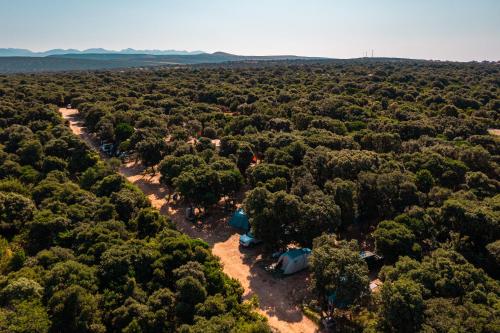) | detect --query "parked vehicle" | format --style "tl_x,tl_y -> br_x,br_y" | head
100,142 -> 114,155
239,232 -> 262,247
360,251 -> 384,270
185,207 -> 195,221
